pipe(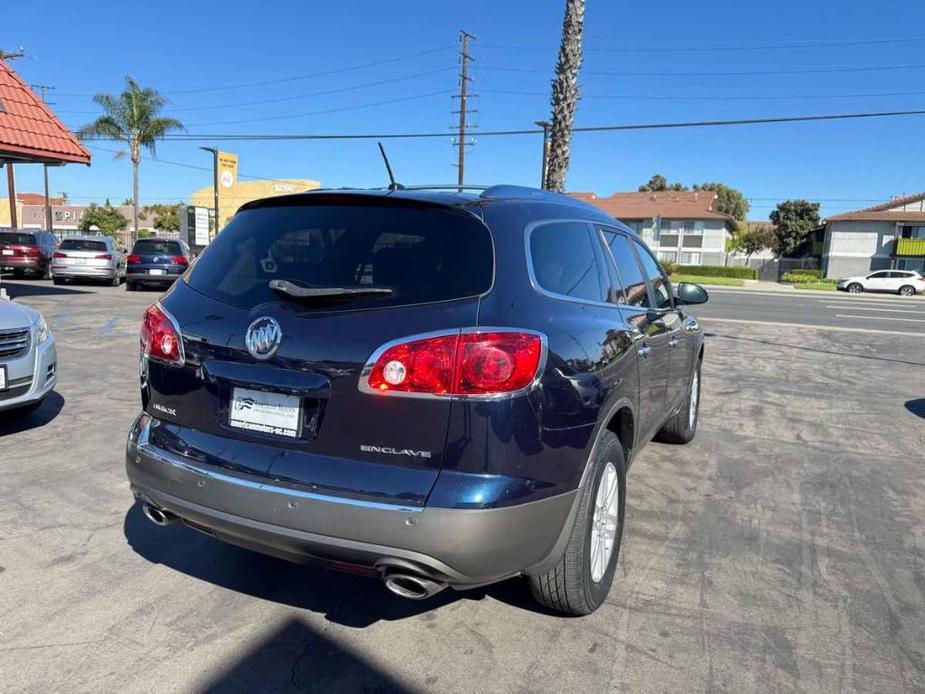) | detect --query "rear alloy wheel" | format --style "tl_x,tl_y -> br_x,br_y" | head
848,283 -> 863,293
529,432 -> 626,615
898,285 -> 916,297
655,360 -> 702,444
